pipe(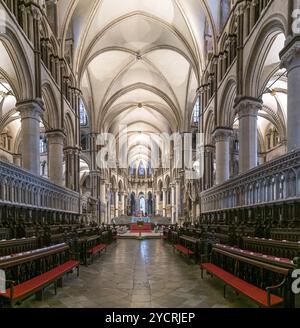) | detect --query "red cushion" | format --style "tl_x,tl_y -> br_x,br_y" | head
175,245 -> 194,255
201,263 -> 283,307
2,260 -> 79,300
88,244 -> 107,254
